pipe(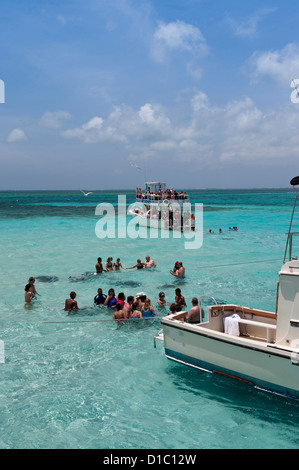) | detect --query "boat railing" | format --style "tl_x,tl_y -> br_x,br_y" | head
136,194 -> 189,202
284,231 -> 299,262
